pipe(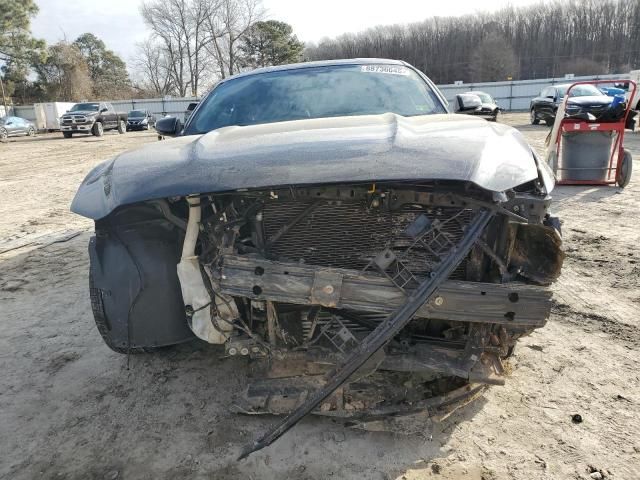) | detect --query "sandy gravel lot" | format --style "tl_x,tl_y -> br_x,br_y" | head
1,116 -> 639,480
